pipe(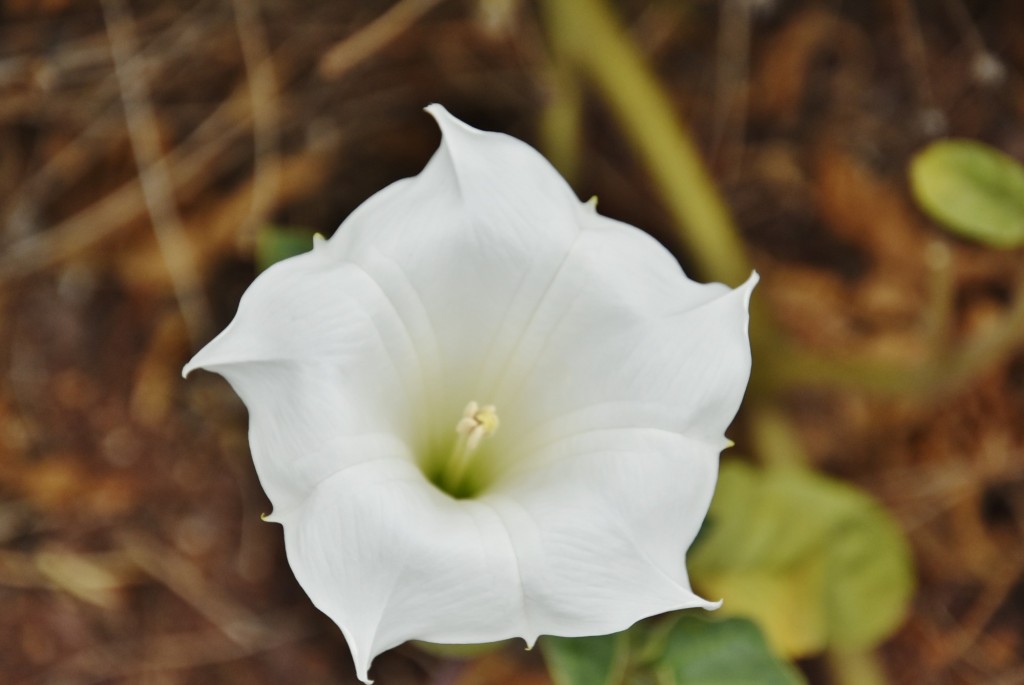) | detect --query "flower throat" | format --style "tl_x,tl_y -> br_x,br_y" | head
433,401 -> 499,499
